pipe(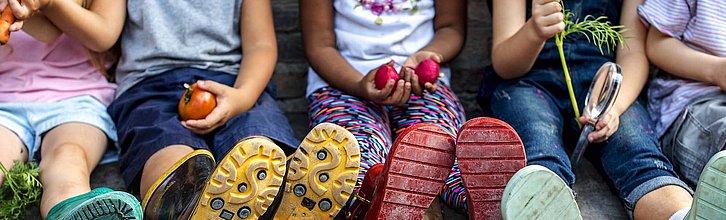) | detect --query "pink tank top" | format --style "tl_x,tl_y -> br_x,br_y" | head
0,31 -> 116,105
